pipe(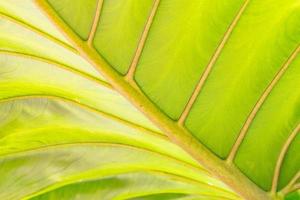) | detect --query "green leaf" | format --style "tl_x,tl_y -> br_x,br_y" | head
0,0 -> 299,199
